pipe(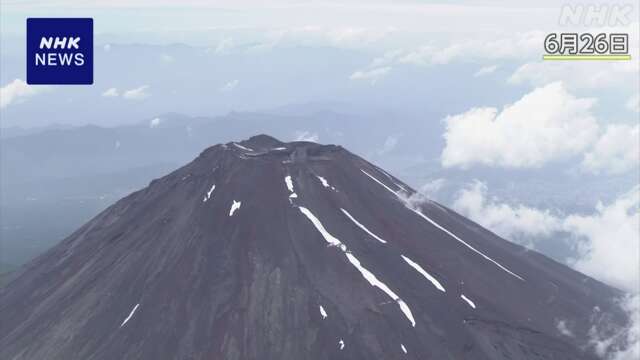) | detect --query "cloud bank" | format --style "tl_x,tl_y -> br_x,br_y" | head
441,82 -> 599,169
451,182 -> 639,293
1,79 -> 49,109
349,66 -> 391,84
441,82 -> 639,175
581,124 -> 640,175
452,181 -> 562,245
